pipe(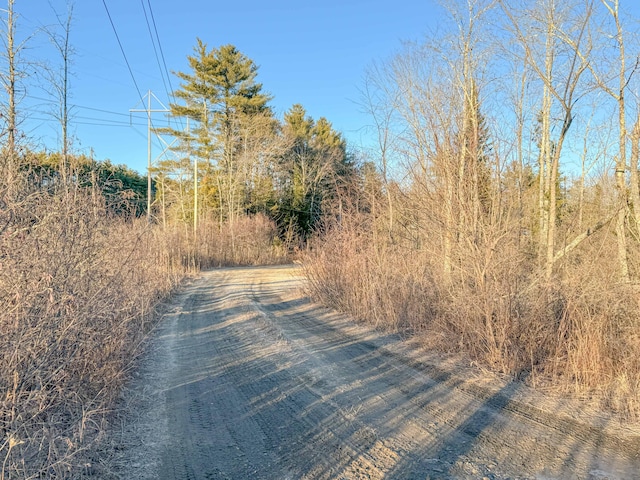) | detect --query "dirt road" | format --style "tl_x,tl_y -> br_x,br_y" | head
106,265 -> 640,479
